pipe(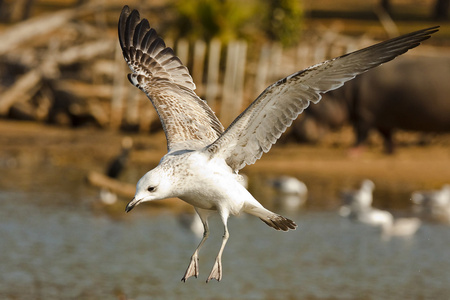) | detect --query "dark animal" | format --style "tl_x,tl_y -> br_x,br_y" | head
292,56 -> 450,153
106,136 -> 133,178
